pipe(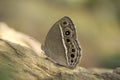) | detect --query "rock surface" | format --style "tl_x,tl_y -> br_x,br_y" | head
0,23 -> 119,80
